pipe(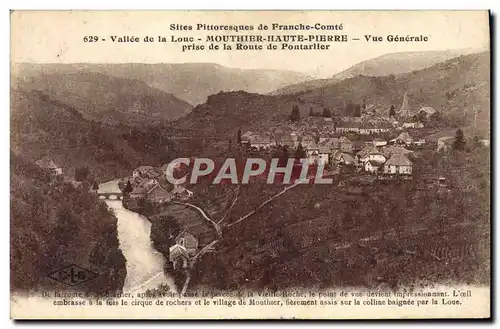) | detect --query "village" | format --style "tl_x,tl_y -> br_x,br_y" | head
30,92 -> 489,277
239,93 -> 445,179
